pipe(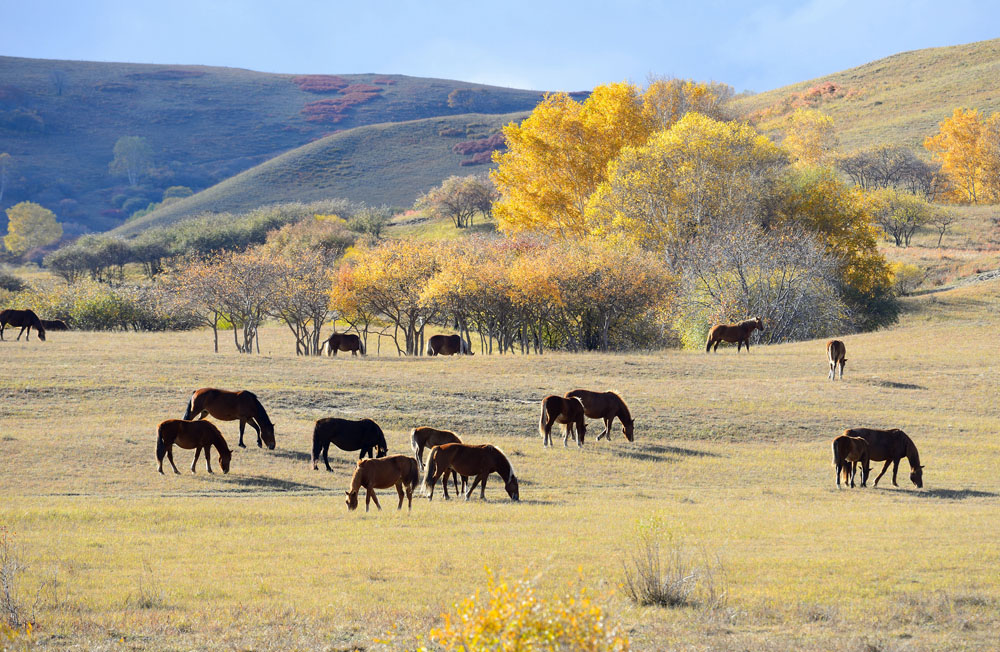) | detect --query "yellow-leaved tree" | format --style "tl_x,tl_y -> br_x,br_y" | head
3,201 -> 63,255
585,113 -> 786,259
782,108 -> 838,165
924,107 -> 1000,204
